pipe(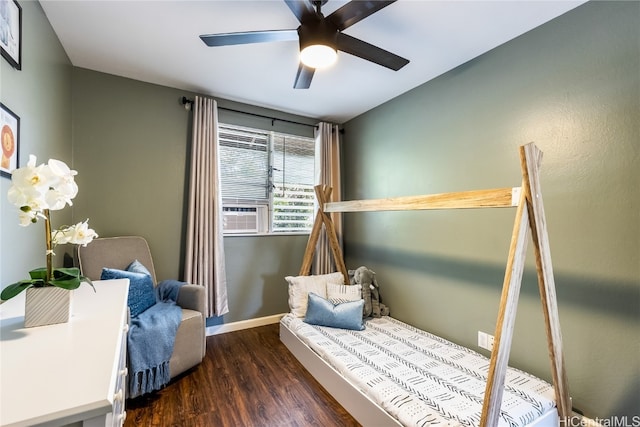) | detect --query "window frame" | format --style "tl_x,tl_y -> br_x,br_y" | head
218,122 -> 316,236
